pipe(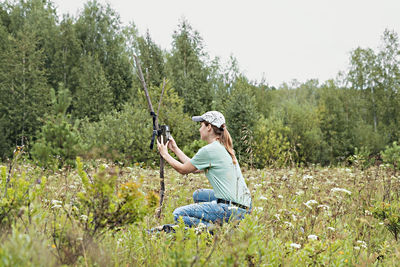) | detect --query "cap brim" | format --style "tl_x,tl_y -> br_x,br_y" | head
192,116 -> 204,122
